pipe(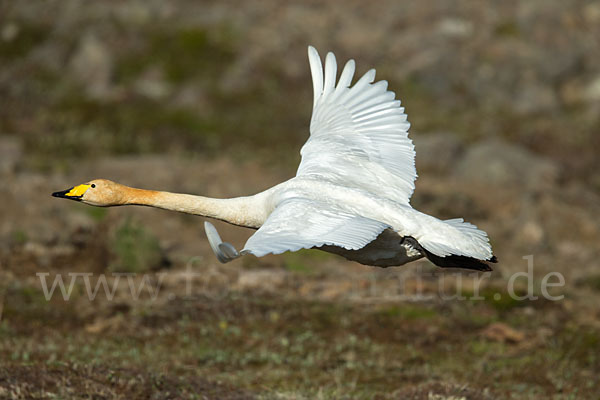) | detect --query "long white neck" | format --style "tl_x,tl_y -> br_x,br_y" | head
122,187 -> 271,228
